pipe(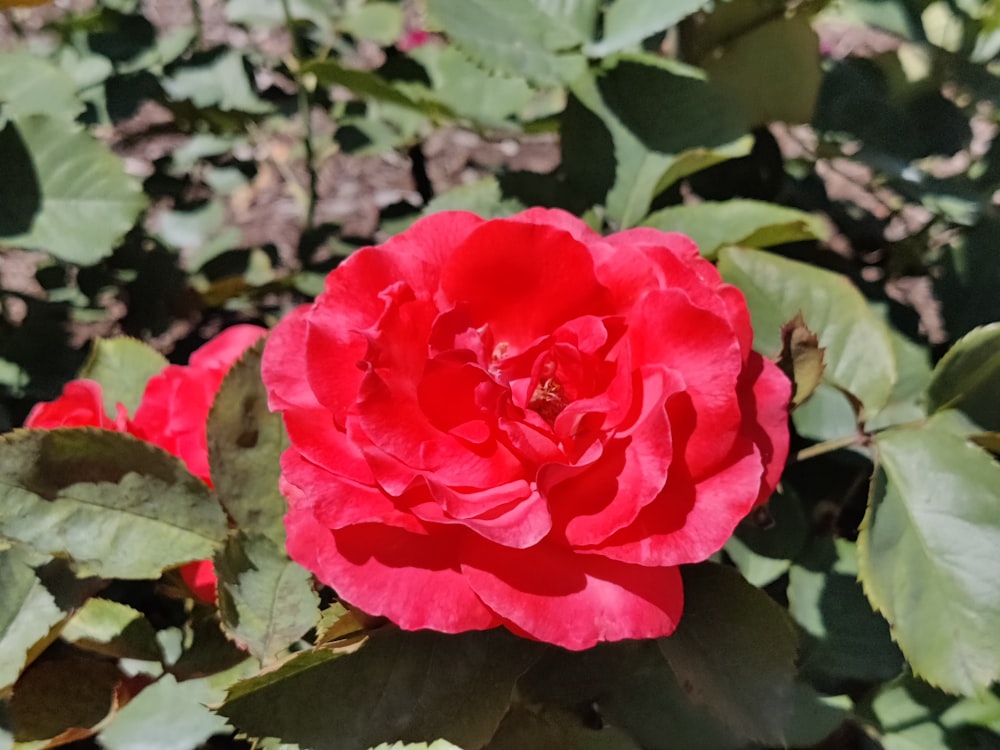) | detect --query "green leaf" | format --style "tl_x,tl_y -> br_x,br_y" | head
425,0 -> 588,85
60,597 -> 161,661
162,49 -> 271,113
78,337 -> 168,418
0,52 -> 83,121
657,563 -> 799,744
409,44 -> 535,127
340,1 -> 404,45
587,0 -> 712,56
698,15 -> 822,125
219,630 -> 543,750
225,0 -> 334,33
98,663 -> 253,750
216,533 -> 319,664
0,114 -> 147,265
792,383 -> 859,442
643,199 -> 828,259
207,340 -> 287,542
304,59 -> 447,118
0,428 -> 228,579
6,653 -> 122,744
725,490 -> 807,587
423,177 -> 524,218
568,57 -> 748,227
859,420 -> 1000,694
865,326 -> 932,431
652,138 -> 754,194
486,705 -> 641,749
596,643 -> 745,750
926,322 -> 1000,431
788,538 -> 903,683
718,247 -> 897,417
0,547 -> 66,691
782,683 -> 851,748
